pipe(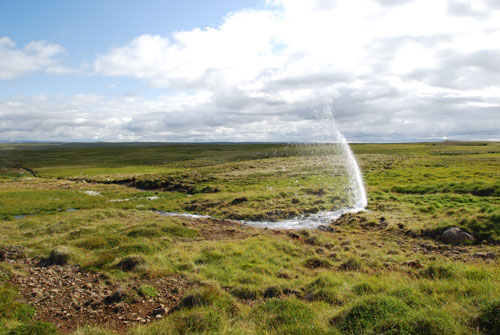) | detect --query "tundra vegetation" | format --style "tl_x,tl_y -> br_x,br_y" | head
0,141 -> 499,334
